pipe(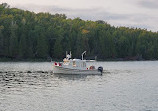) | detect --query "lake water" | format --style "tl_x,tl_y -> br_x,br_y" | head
0,61 -> 158,111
